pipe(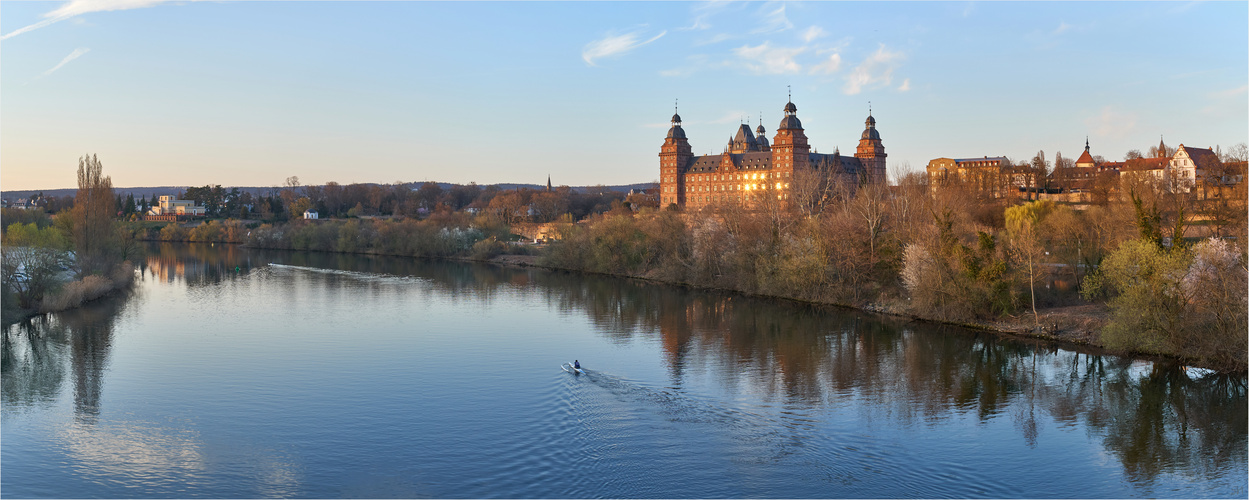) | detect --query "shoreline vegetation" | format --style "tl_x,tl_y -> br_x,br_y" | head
2,155 -> 138,326
119,203 -> 1245,373
4,154 -> 1246,373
